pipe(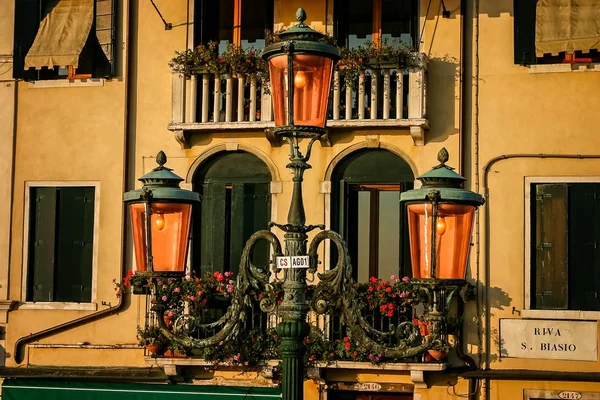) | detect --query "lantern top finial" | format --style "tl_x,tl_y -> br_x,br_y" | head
400,148 -> 485,206
296,7 -> 307,24
434,147 -> 450,169
154,150 -> 172,171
